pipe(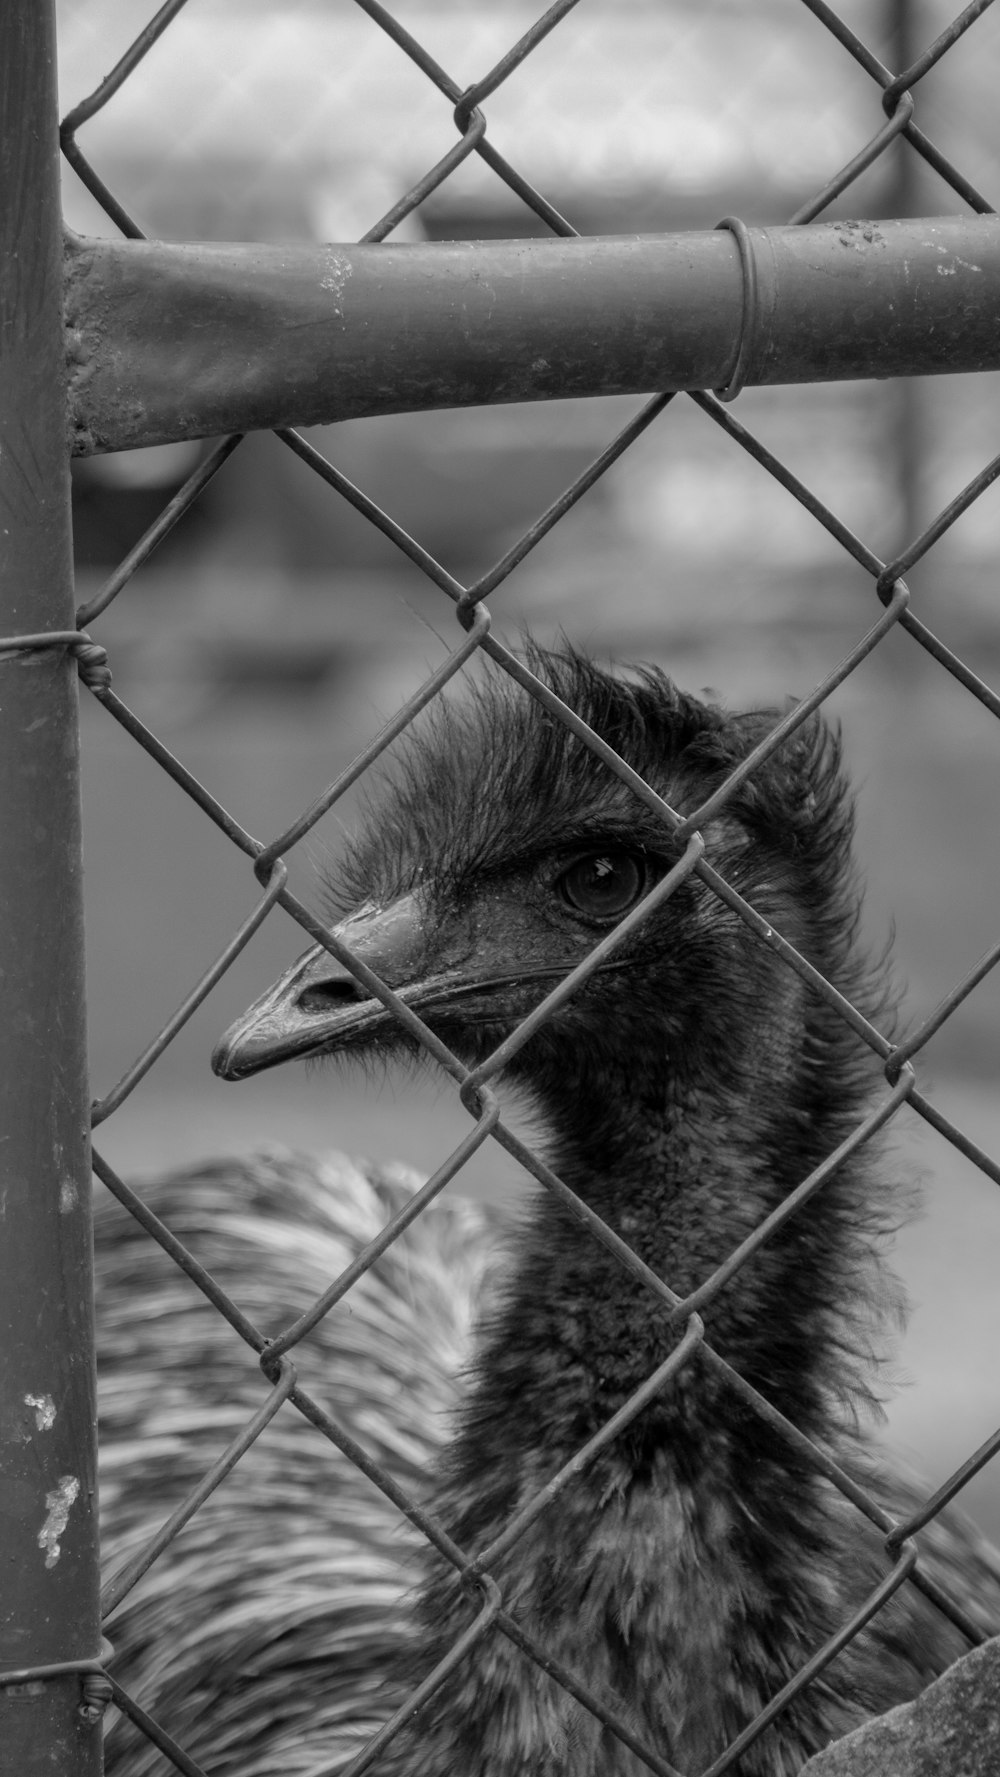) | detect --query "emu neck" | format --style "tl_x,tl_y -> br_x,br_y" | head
480,1036 -> 860,1460
385,1049 -> 873,1775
